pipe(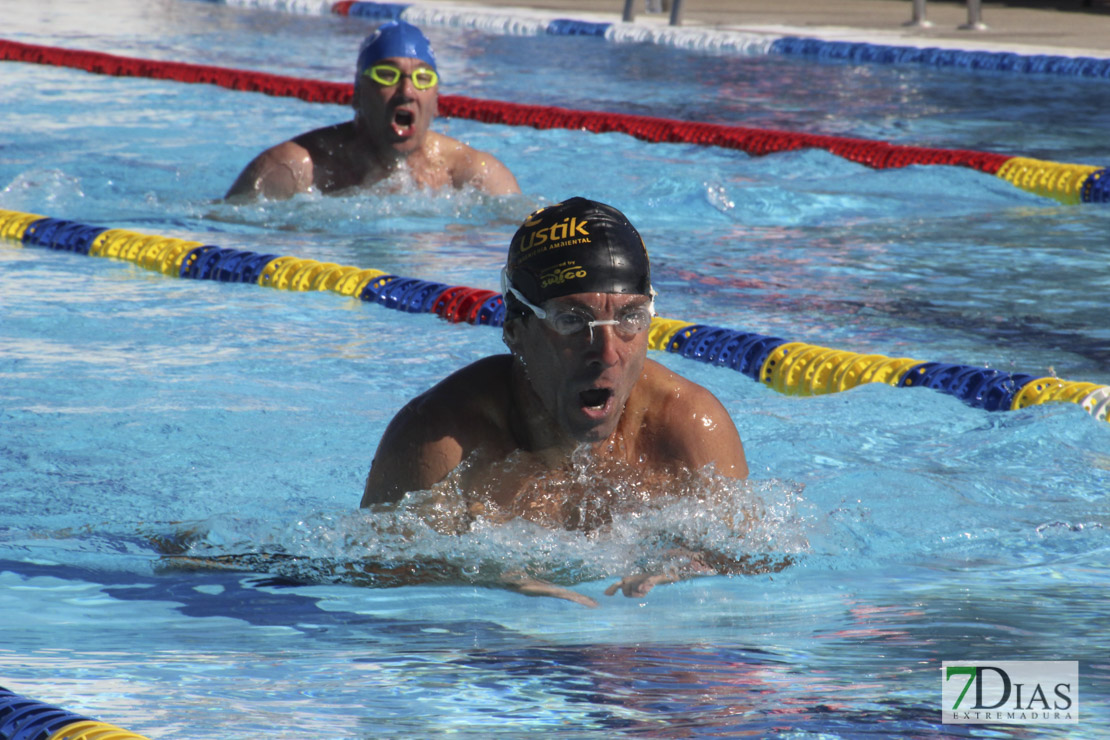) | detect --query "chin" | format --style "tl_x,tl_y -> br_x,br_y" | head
566,418 -> 617,445
390,139 -> 419,155
559,392 -> 625,445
